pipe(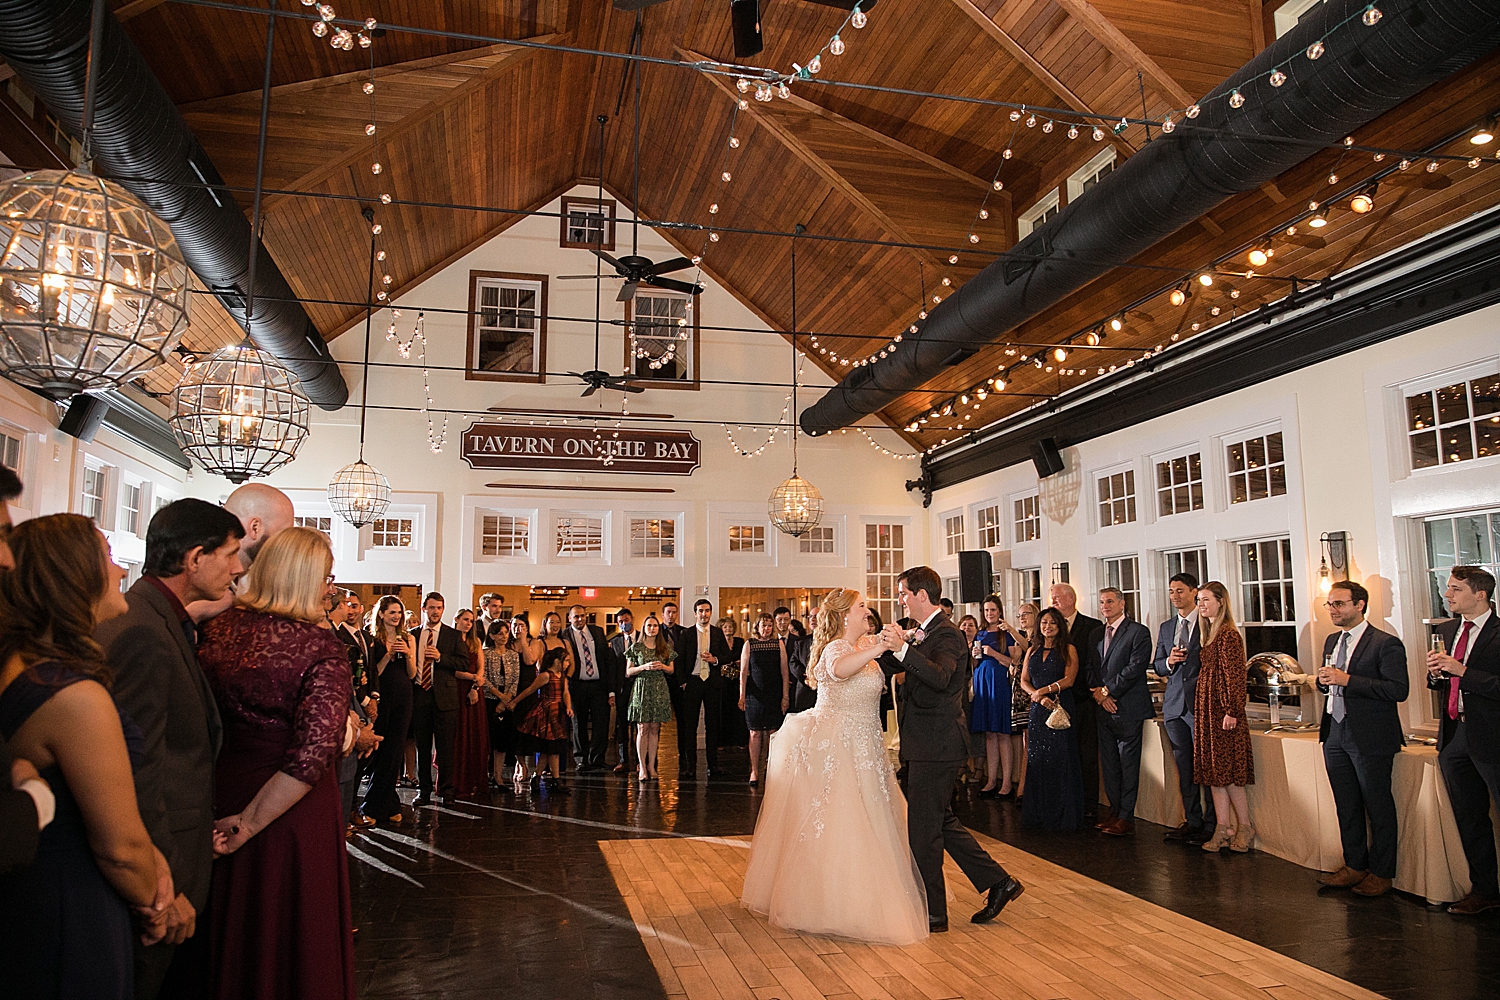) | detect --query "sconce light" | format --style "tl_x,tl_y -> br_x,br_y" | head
1051,562 -> 1070,585
1319,531 -> 1350,595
